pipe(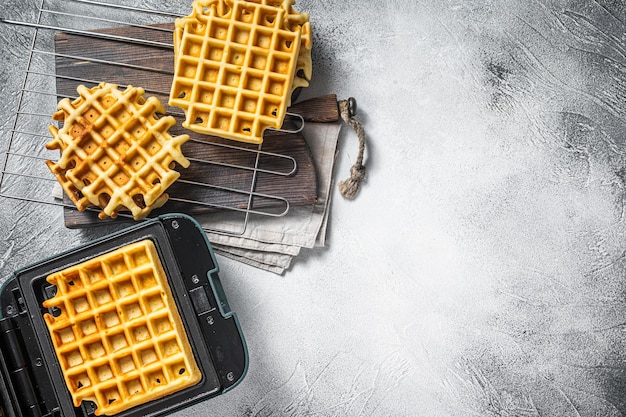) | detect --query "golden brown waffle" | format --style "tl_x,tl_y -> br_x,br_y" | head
42,240 -> 201,416
169,0 -> 306,143
46,83 -> 190,220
